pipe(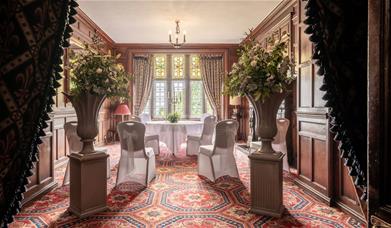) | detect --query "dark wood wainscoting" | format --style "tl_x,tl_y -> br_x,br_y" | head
333,141 -> 366,222
52,109 -> 77,168
23,121 -> 57,205
295,112 -> 332,204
